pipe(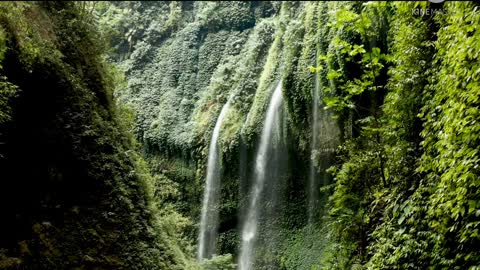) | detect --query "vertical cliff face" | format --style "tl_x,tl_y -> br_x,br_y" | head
0,2 -> 193,269
100,2 -> 280,152
98,2 -> 337,267
100,1 -> 480,269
